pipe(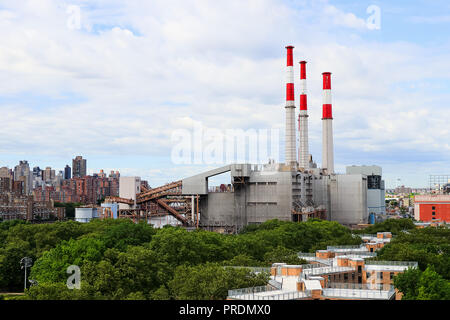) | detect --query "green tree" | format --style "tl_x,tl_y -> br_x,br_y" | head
263,246 -> 307,266
395,267 -> 450,300
168,263 -> 269,300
